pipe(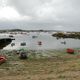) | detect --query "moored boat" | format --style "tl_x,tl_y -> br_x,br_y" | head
0,55 -> 6,64
0,38 -> 15,49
